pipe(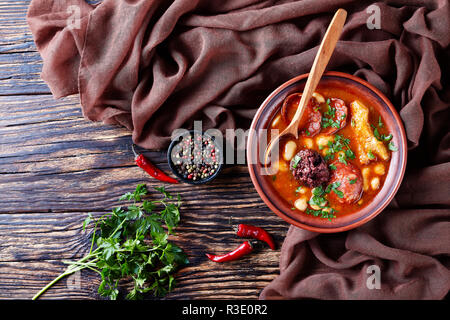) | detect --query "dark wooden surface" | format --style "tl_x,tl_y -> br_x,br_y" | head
0,1 -> 289,299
